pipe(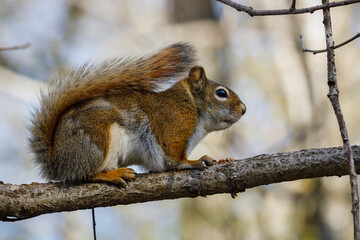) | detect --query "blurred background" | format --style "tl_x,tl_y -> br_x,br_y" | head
0,0 -> 360,239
